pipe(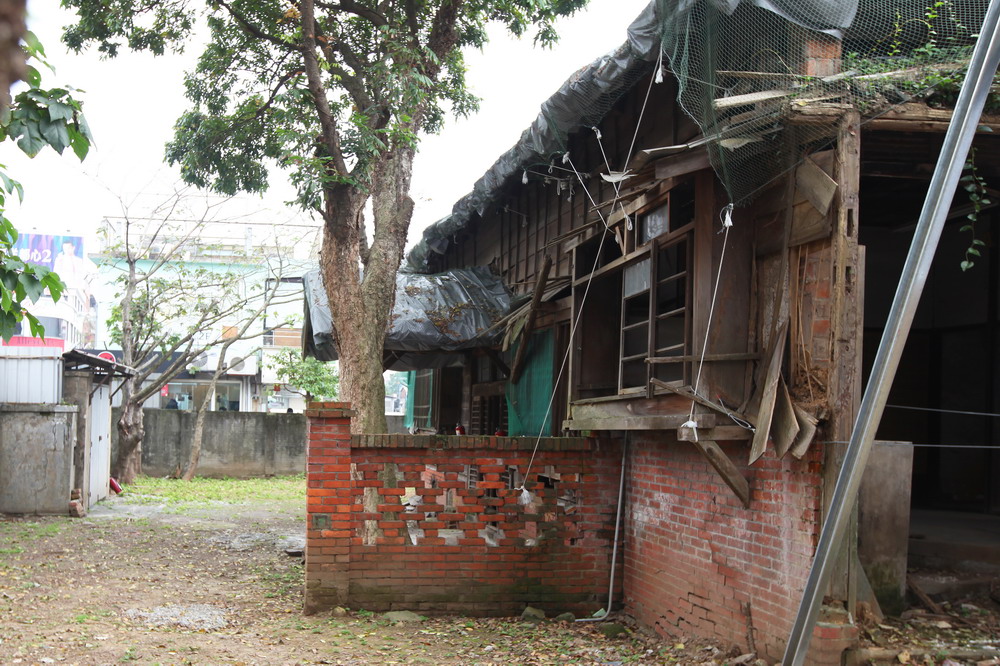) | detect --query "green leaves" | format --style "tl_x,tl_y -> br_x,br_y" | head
61,0 -> 586,211
0,33 -> 91,341
1,87 -> 93,158
958,148 -> 989,272
267,348 -> 339,400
